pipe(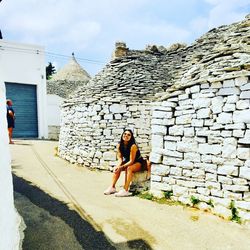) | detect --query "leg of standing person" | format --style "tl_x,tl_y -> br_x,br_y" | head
8,127 -> 14,144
